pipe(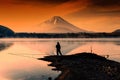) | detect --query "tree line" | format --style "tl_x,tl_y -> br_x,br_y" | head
1,32 -> 119,38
